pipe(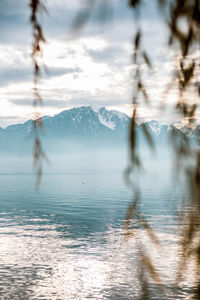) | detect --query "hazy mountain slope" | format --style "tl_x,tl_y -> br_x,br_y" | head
0,106 -> 199,154
0,106 -> 130,153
